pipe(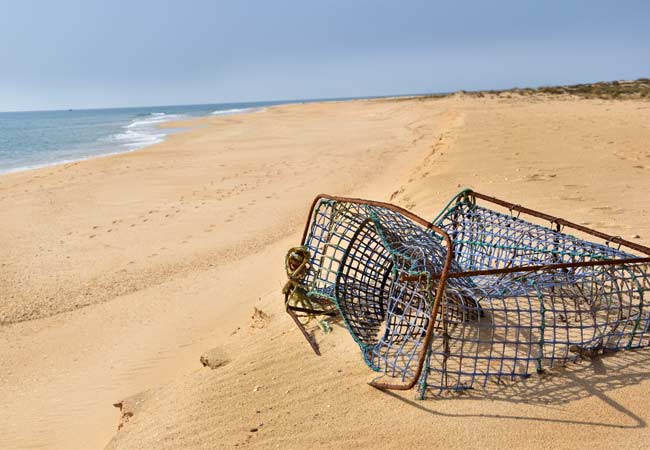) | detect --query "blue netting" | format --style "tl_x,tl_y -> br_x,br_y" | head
291,193 -> 650,396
